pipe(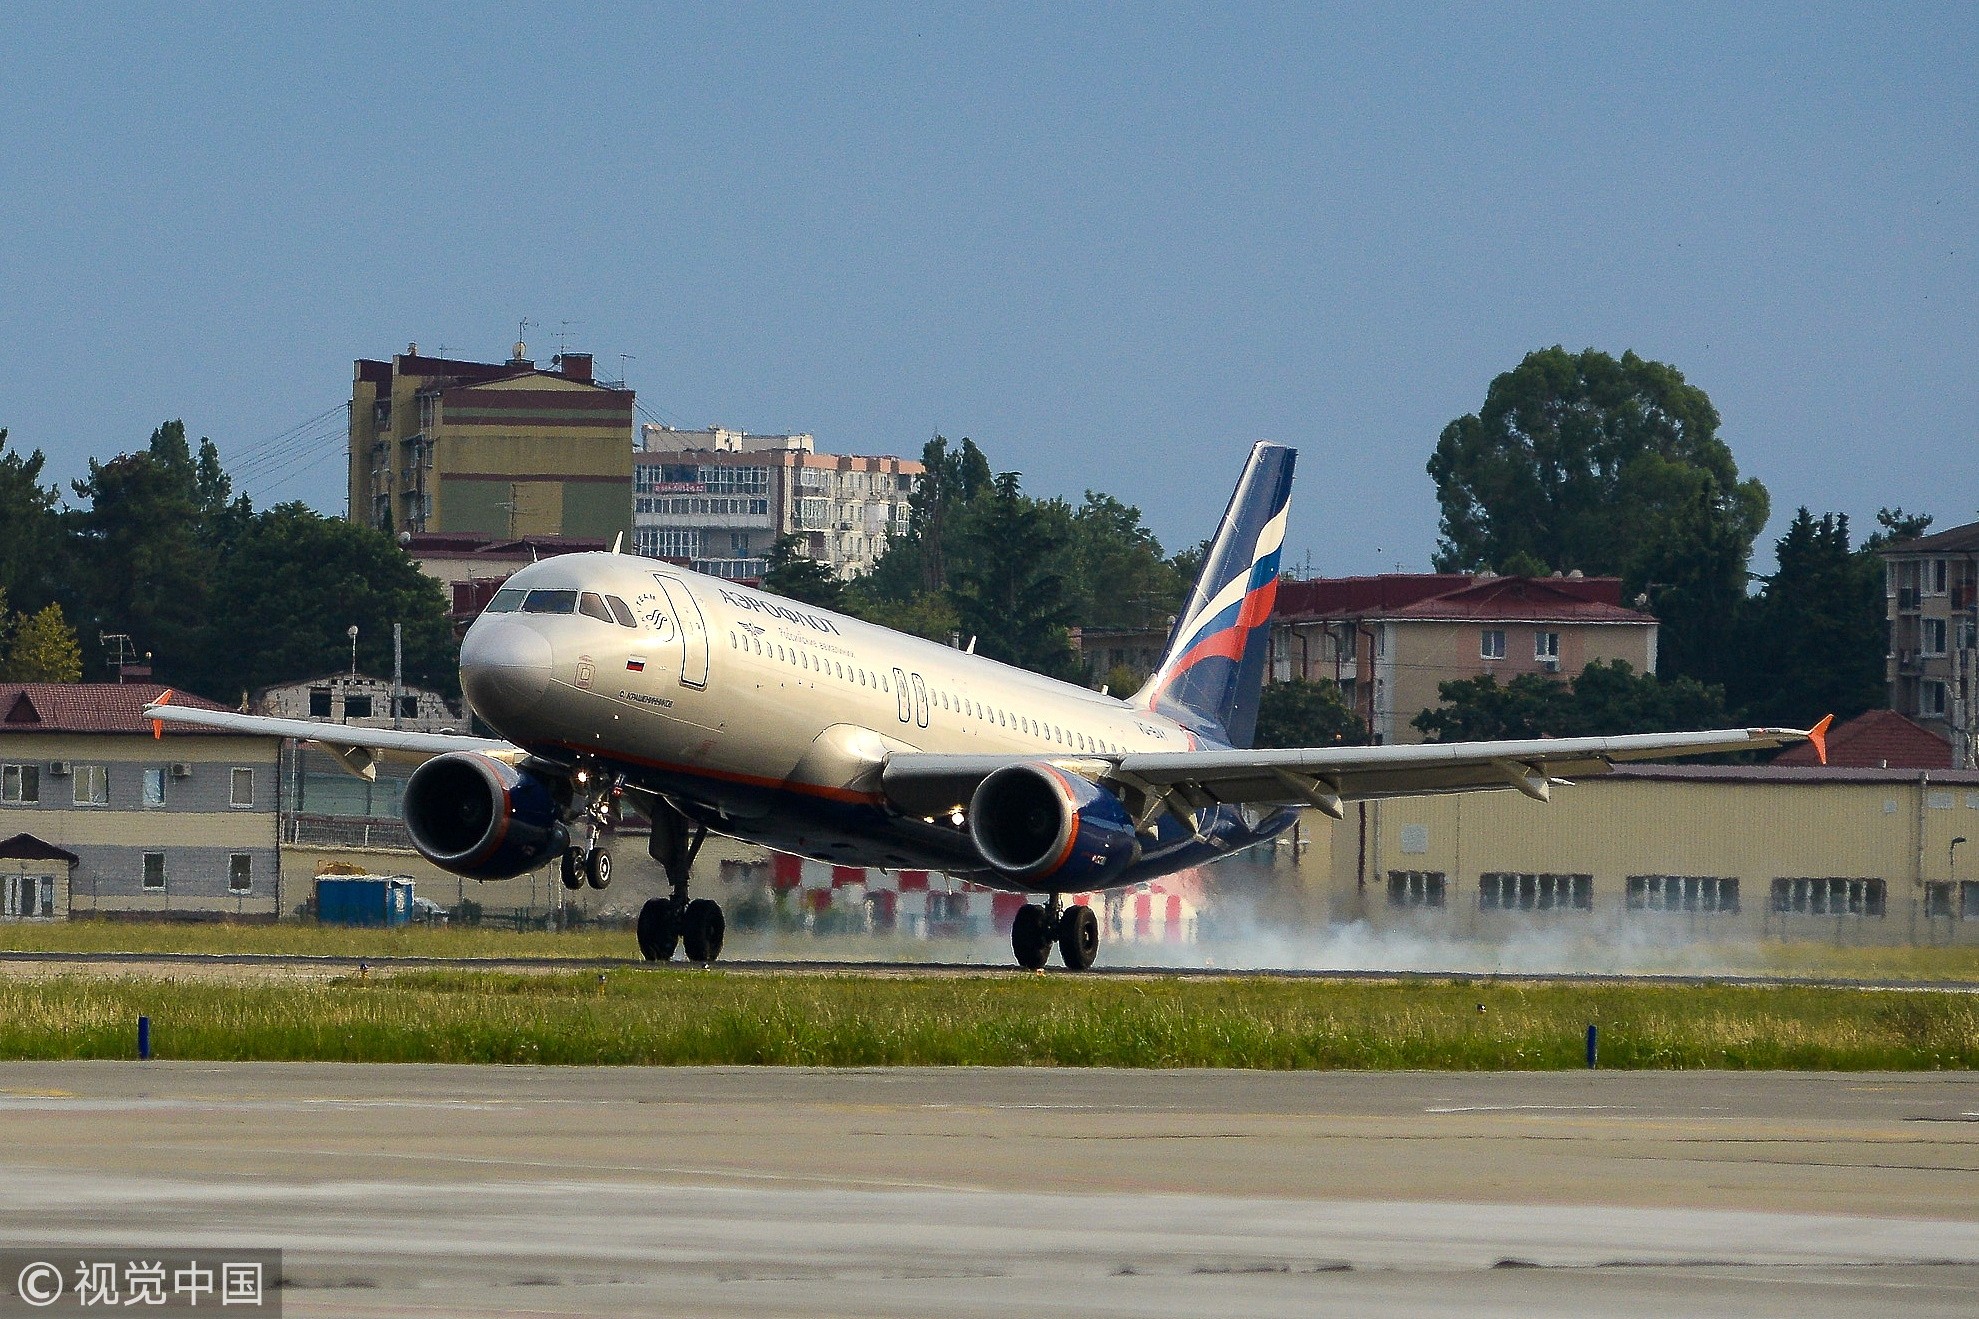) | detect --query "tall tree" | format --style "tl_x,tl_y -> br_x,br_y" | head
202,503 -> 458,702
67,422 -> 240,687
0,429 -> 65,614
1732,509 -> 1884,727
1064,491 -> 1186,630
1426,348 -> 1769,685
947,472 -> 1081,679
